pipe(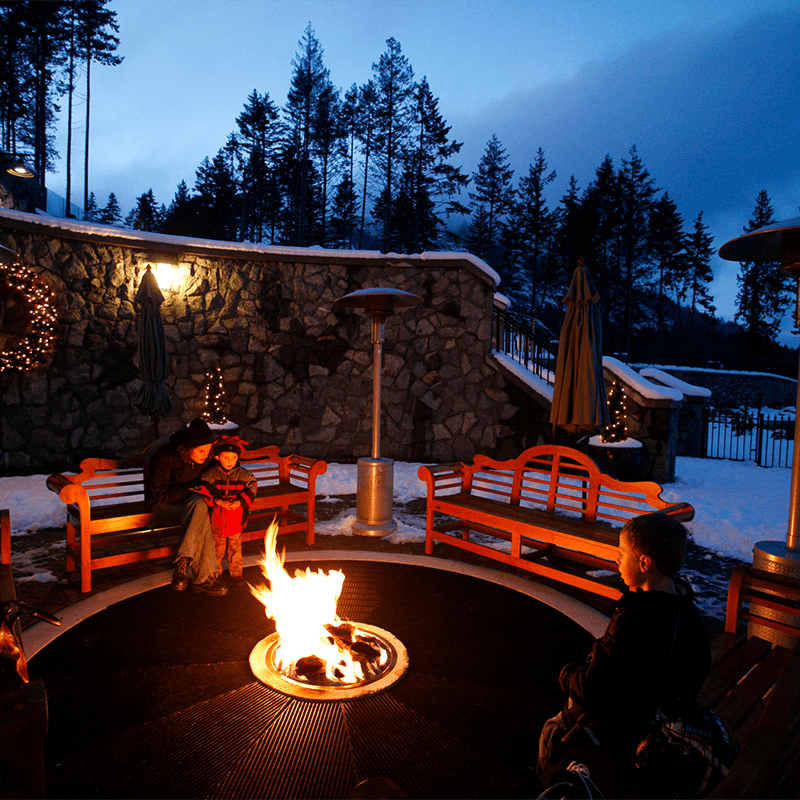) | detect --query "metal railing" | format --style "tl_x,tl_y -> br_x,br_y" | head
492,307 -> 559,384
704,403 -> 794,468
